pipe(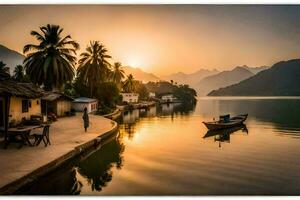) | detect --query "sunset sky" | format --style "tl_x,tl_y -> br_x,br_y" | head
0,5 -> 300,76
